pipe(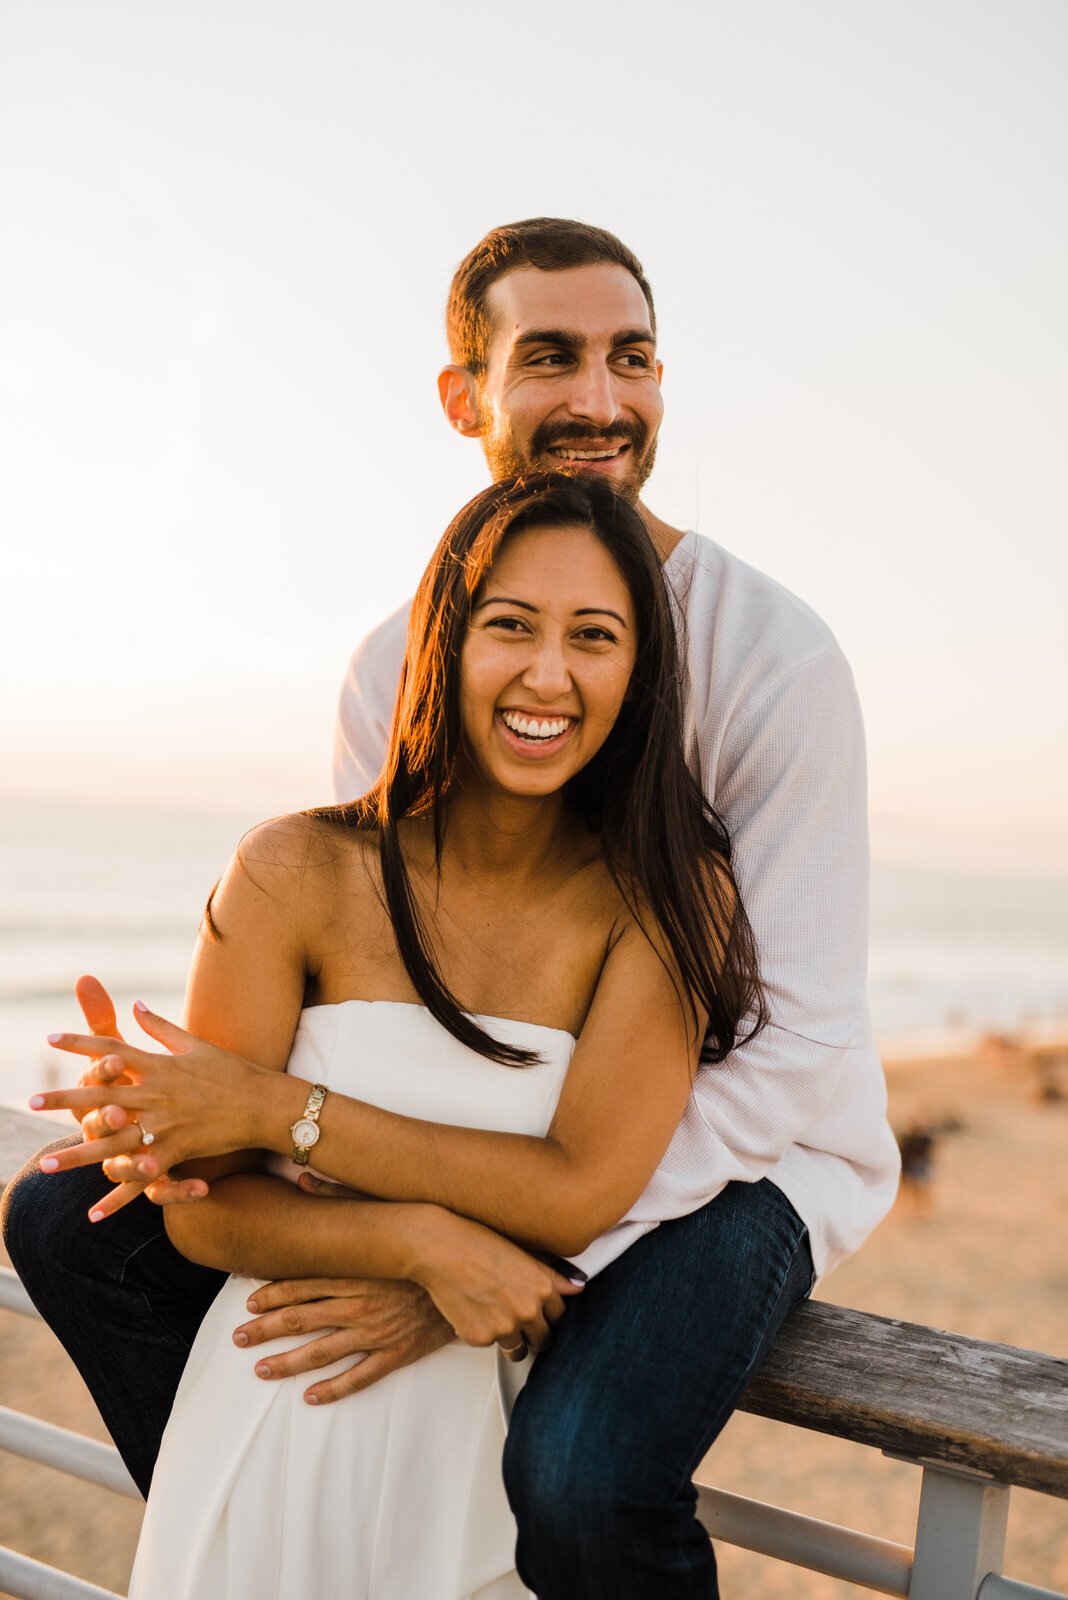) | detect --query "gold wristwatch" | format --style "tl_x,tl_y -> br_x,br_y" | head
290,1083 -> 328,1166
